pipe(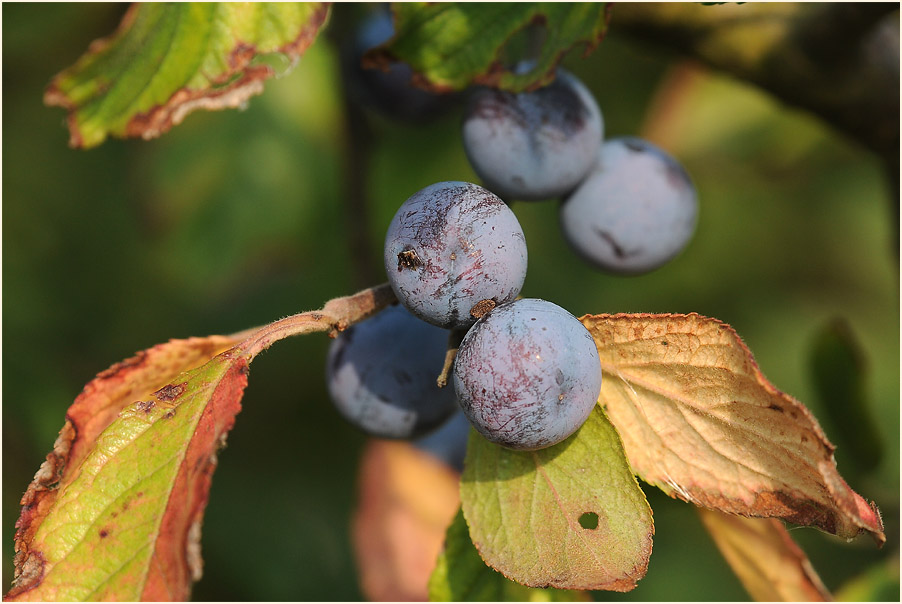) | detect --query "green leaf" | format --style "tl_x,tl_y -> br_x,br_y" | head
44,2 -> 330,148
834,557 -> 900,602
460,406 -> 653,591
809,317 -> 883,472
367,3 -> 611,92
429,509 -> 591,601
